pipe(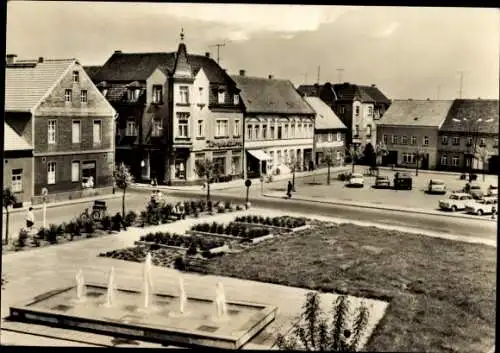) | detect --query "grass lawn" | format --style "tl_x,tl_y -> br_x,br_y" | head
199,221 -> 496,352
